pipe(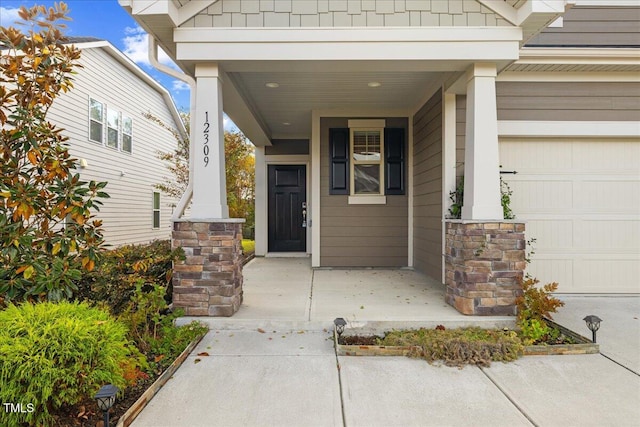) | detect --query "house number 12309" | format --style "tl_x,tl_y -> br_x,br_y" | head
203,111 -> 210,167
